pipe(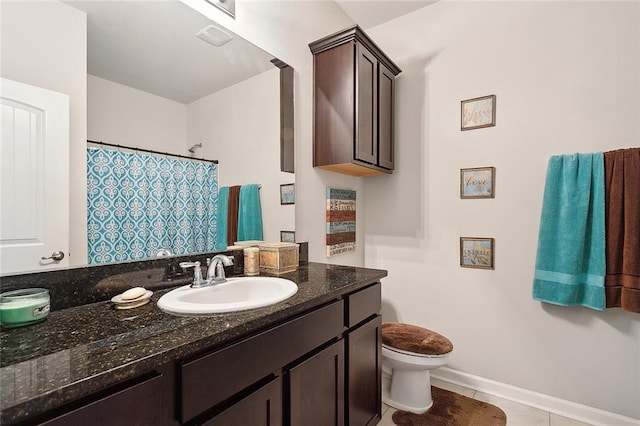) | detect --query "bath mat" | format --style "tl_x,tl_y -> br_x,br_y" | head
391,387 -> 507,426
